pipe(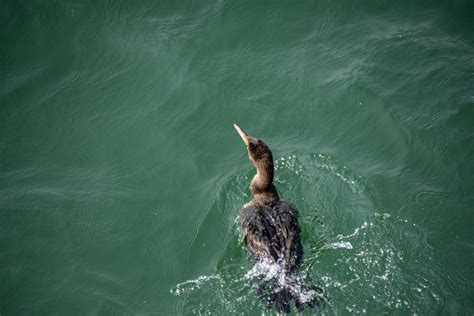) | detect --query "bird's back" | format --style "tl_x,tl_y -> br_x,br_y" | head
239,200 -> 303,271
